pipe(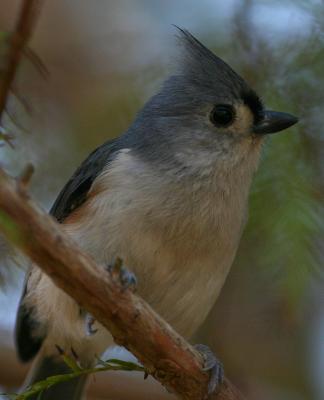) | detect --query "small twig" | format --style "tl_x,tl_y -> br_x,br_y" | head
17,162 -> 34,187
11,86 -> 34,114
0,0 -> 43,123
0,126 -> 15,148
24,47 -> 49,79
5,356 -> 145,400
5,106 -> 30,133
